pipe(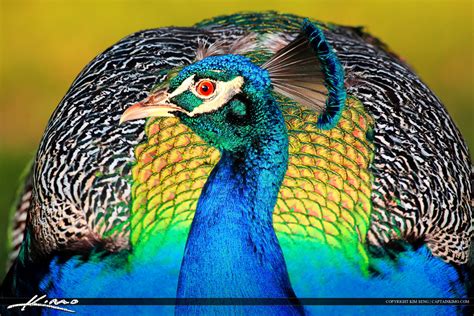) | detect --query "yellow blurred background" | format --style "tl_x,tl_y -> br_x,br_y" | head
0,0 -> 472,276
